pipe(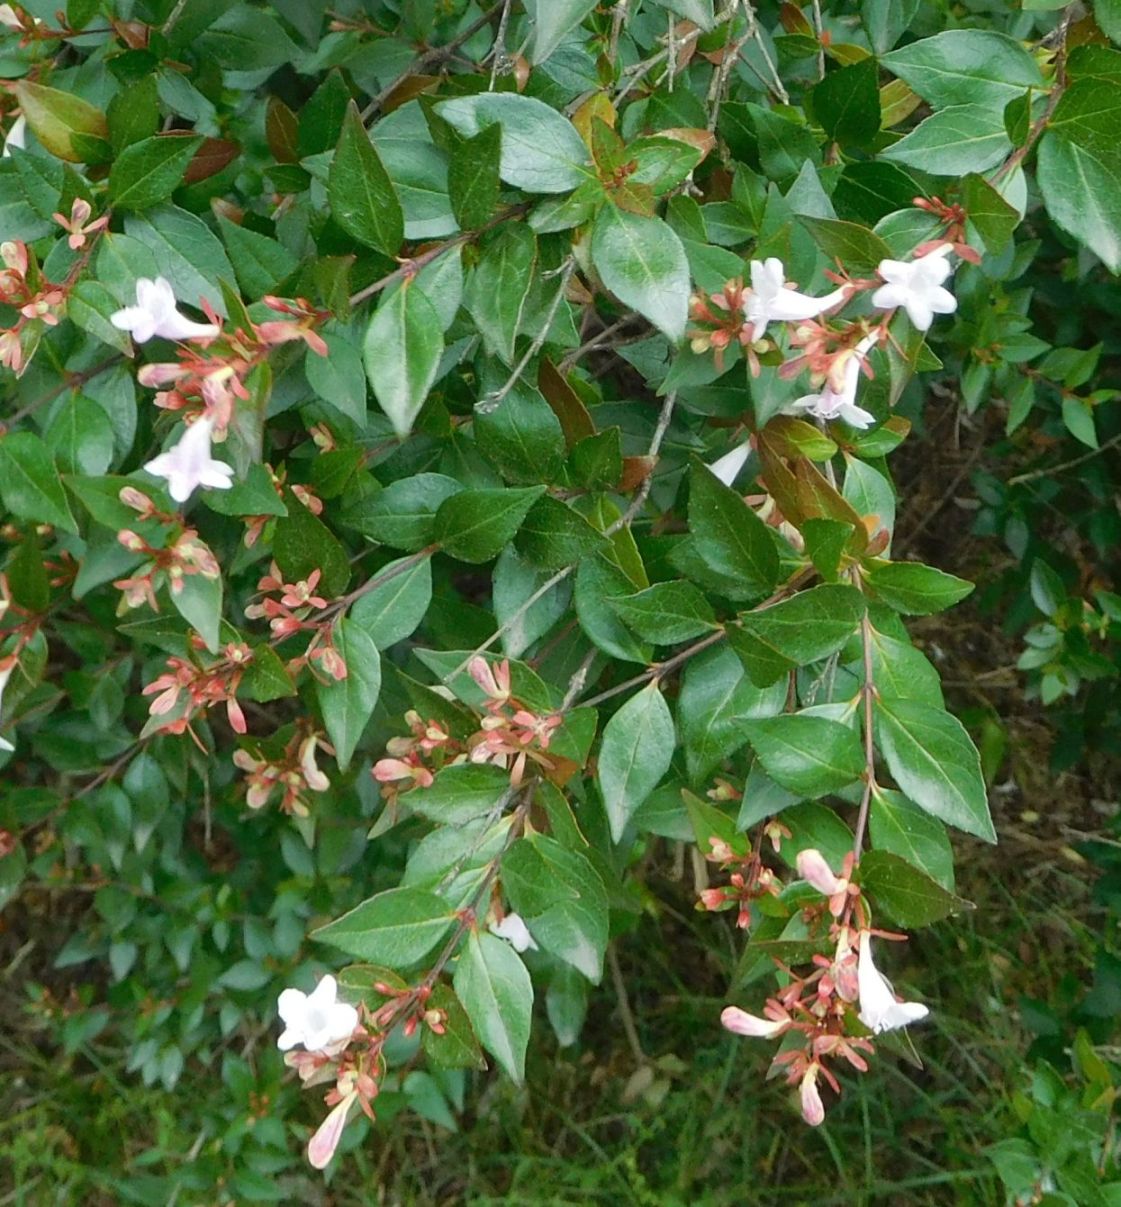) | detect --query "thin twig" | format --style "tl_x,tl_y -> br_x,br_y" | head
1006,430 -> 1121,486
360,2 -> 505,122
477,257 -> 576,414
851,608 -> 877,860
487,0 -> 513,88
608,943 -> 647,1064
